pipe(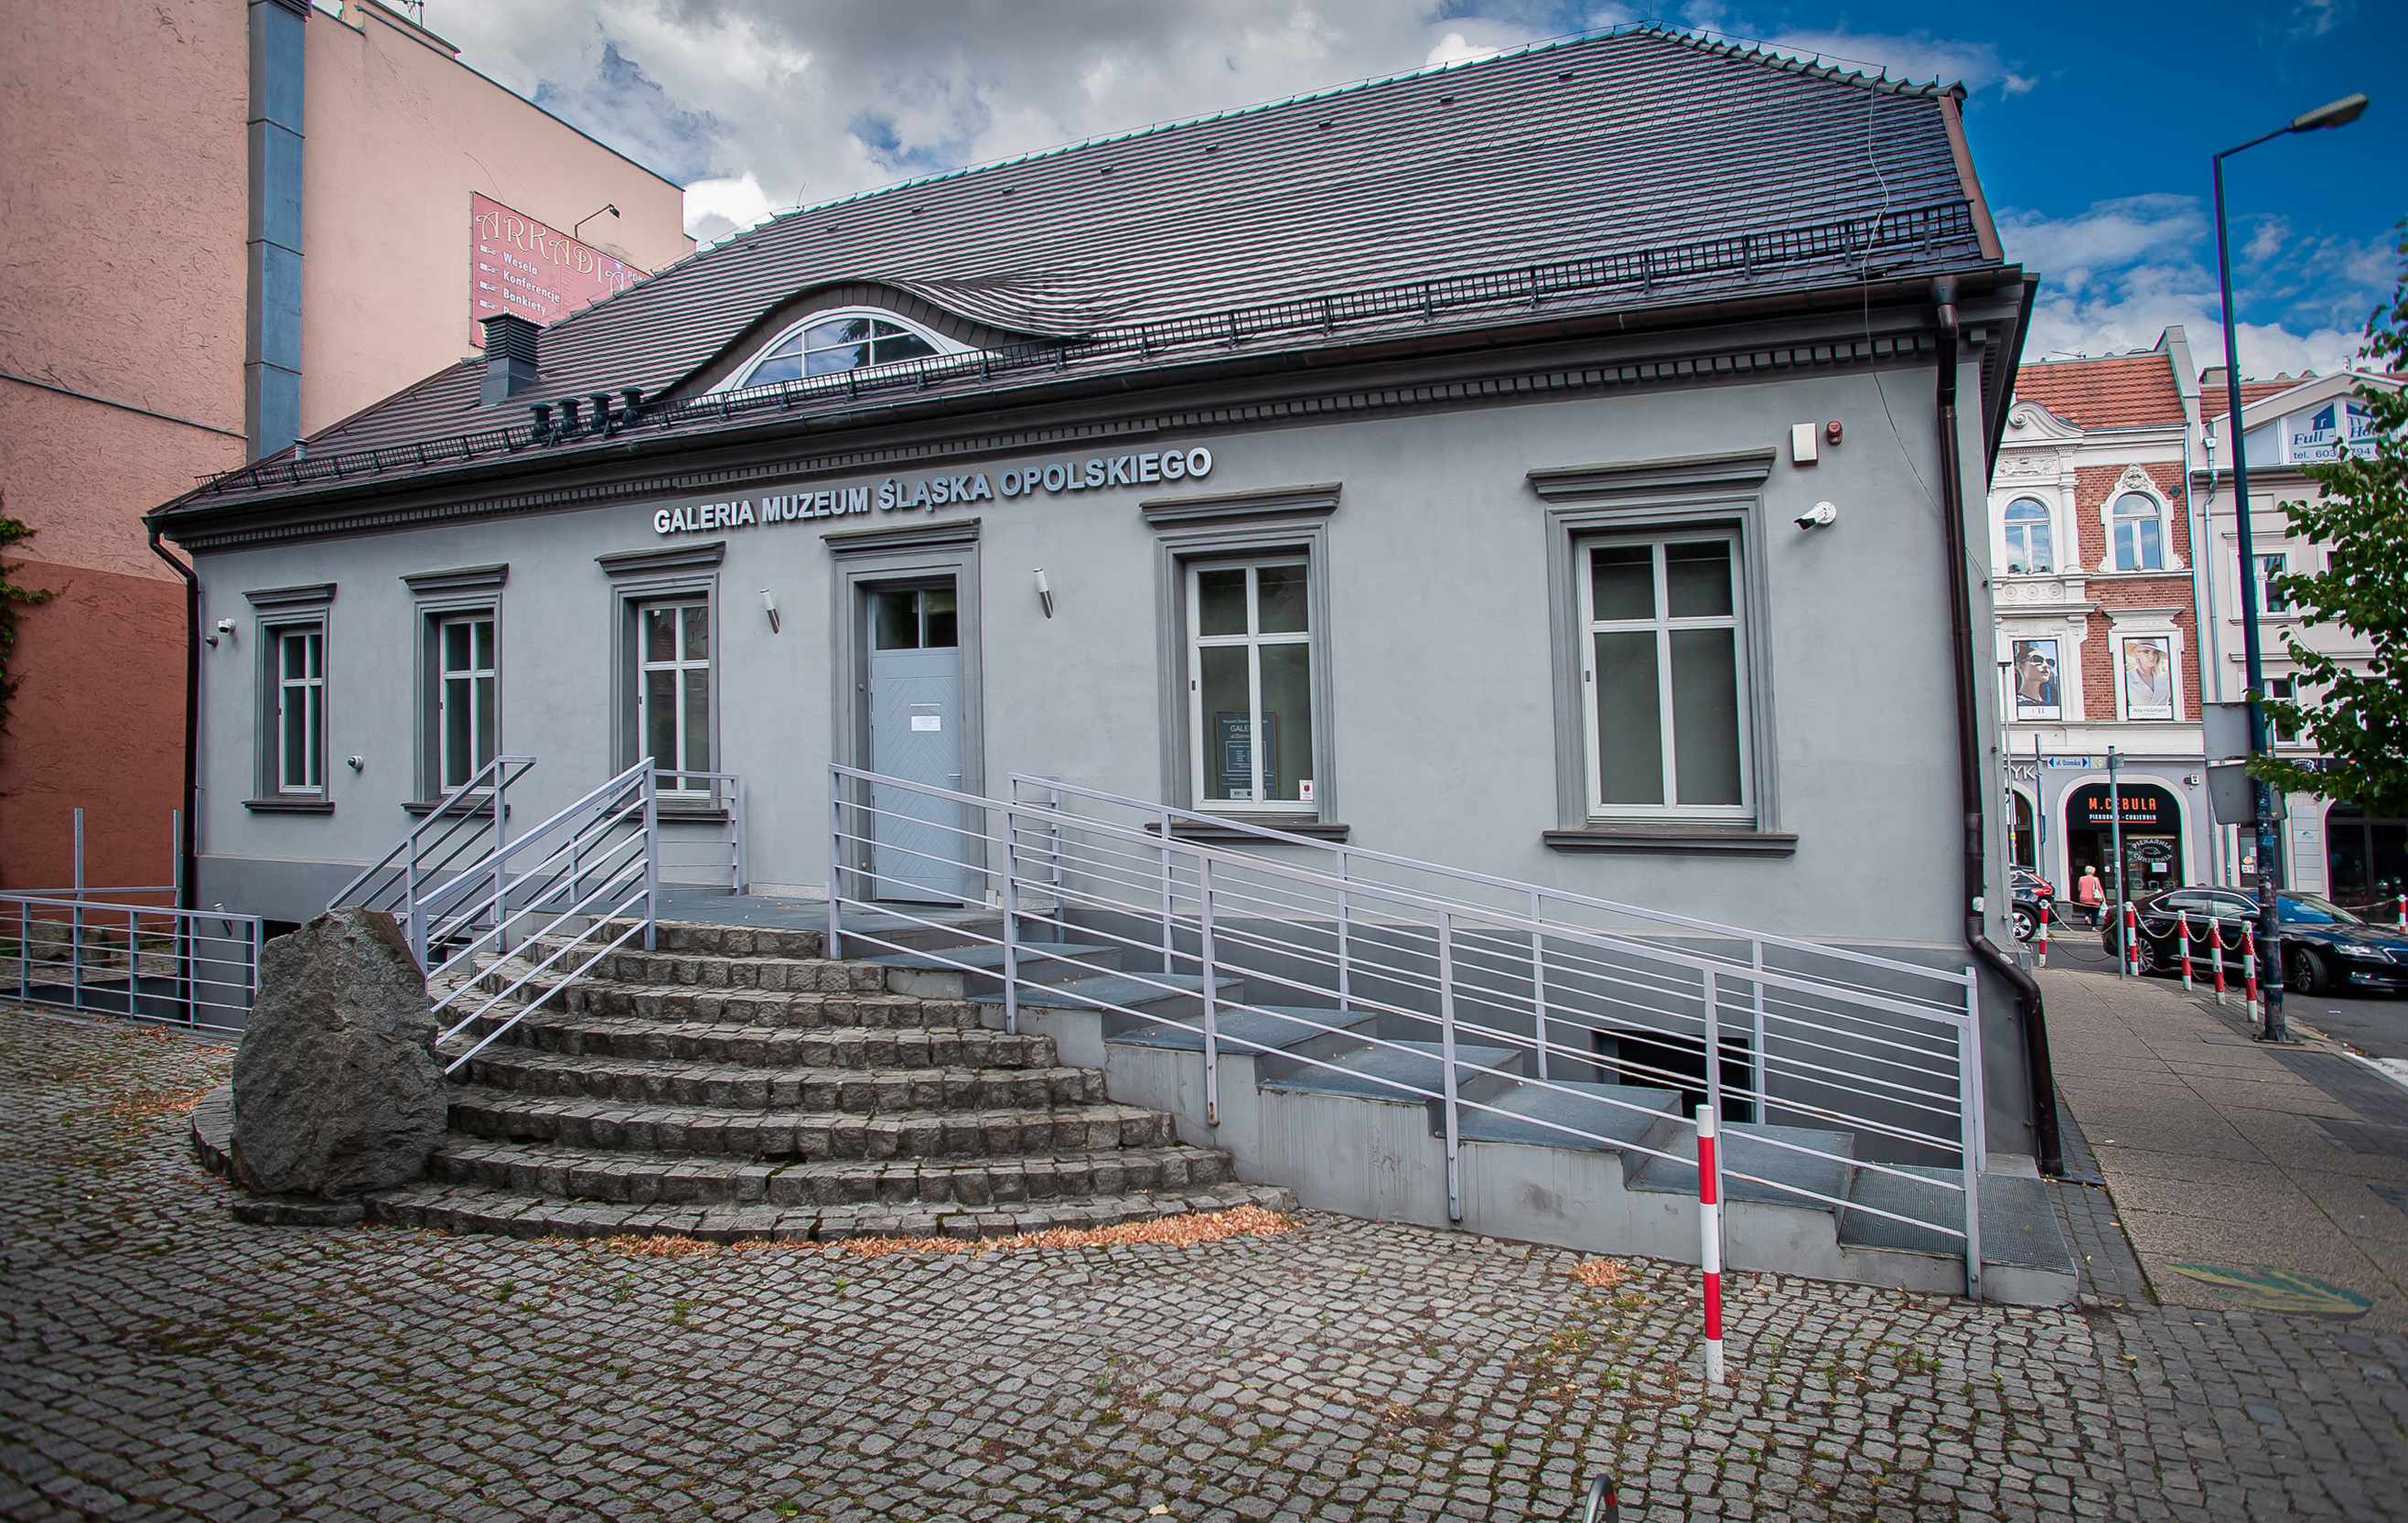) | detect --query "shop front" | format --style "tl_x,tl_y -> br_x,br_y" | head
2062,780 -> 2186,902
